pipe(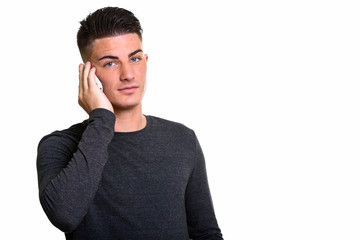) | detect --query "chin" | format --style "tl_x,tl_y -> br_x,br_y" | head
113,101 -> 142,111
109,93 -> 144,111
